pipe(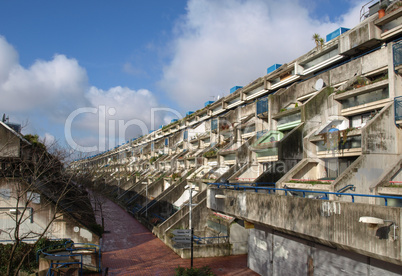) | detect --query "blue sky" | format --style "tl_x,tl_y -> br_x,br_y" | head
0,0 -> 365,155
